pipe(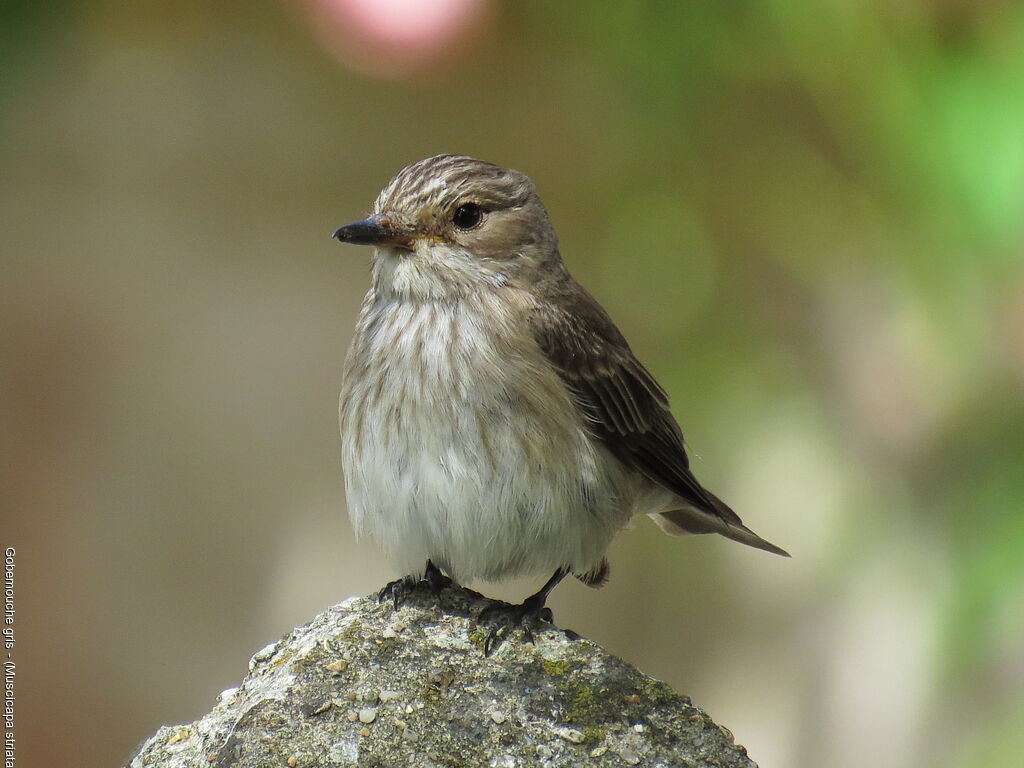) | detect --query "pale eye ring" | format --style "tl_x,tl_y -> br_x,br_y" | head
452,203 -> 483,230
